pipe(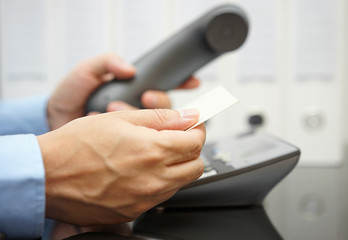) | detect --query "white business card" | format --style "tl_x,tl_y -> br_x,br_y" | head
179,86 -> 239,131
